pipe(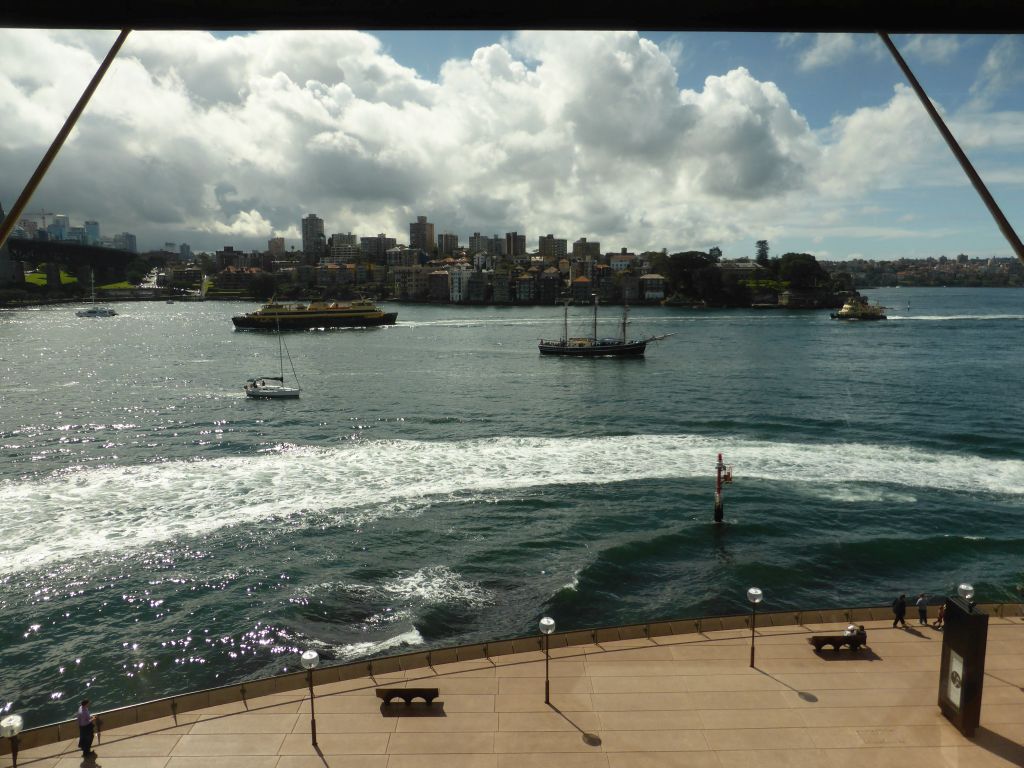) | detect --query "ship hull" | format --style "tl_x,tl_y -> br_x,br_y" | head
538,340 -> 648,357
829,313 -> 886,321
233,311 -> 398,330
